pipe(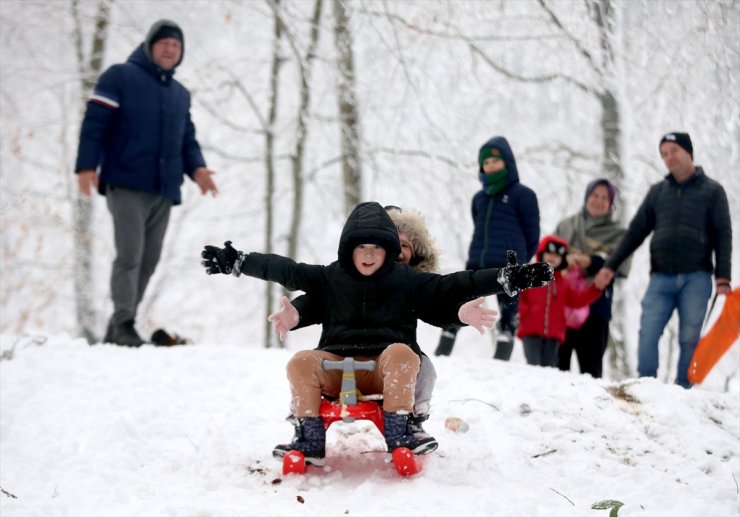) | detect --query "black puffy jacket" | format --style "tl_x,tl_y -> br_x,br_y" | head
606,167 -> 732,279
239,202 -> 505,356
